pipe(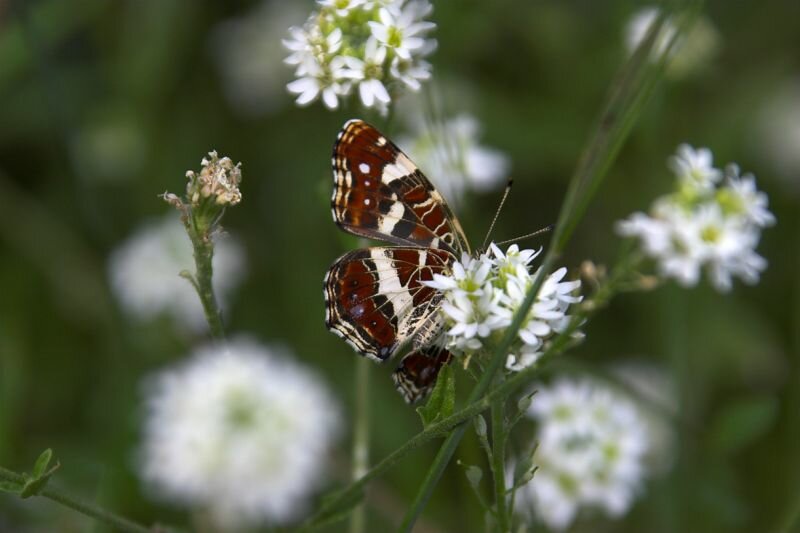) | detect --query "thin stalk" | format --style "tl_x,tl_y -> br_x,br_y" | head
491,395 -> 510,532
349,357 -> 371,533
182,215 -> 225,340
307,3 -> 698,528
397,4 -> 697,528
0,466 -> 155,533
